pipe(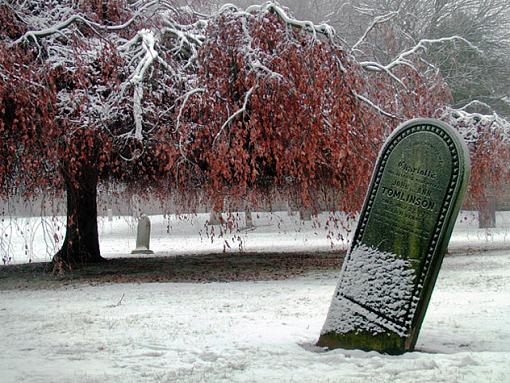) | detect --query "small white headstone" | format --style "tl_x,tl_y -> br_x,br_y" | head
245,210 -> 254,228
131,214 -> 154,254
